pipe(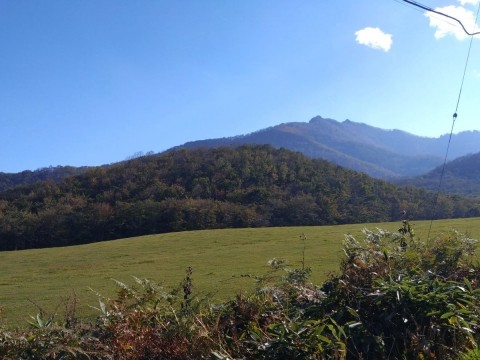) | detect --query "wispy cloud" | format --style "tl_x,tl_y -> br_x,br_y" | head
425,2 -> 480,40
459,0 -> 479,6
354,27 -> 392,52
